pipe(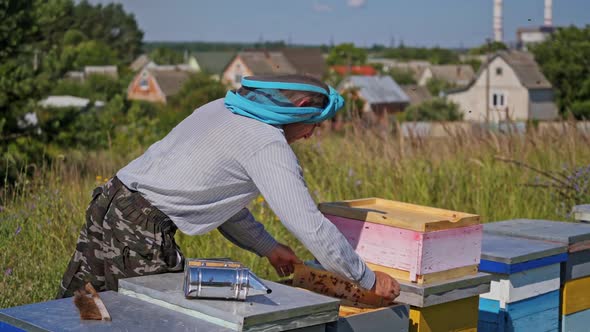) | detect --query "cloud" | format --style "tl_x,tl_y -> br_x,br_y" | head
347,0 -> 367,8
313,2 -> 333,12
